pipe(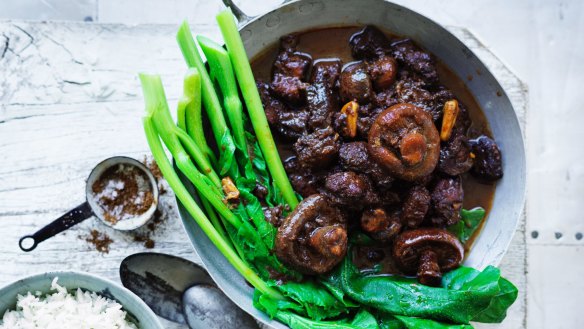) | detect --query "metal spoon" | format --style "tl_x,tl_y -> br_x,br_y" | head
120,252 -> 259,329
19,156 -> 159,251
